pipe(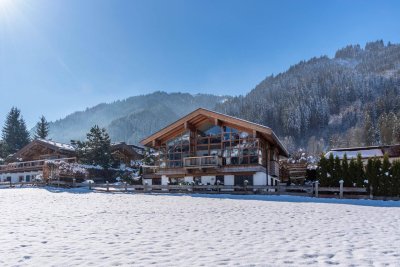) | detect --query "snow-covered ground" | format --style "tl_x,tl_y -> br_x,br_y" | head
0,188 -> 399,266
